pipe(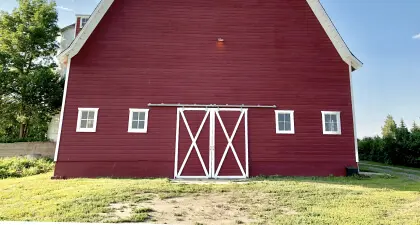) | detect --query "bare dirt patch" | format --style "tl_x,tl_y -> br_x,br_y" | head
139,193 -> 256,224
101,191 -> 298,224
99,203 -> 133,222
